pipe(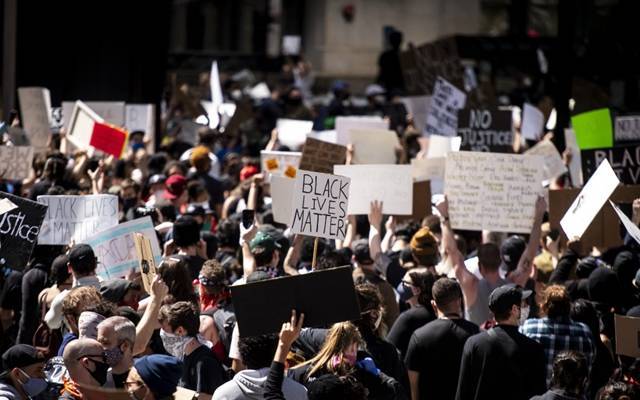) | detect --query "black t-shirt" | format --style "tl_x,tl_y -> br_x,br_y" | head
180,344 -> 226,395
0,269 -> 23,314
386,305 -> 435,357
175,254 -> 206,281
17,265 -> 48,344
405,318 -> 479,400
112,370 -> 129,389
